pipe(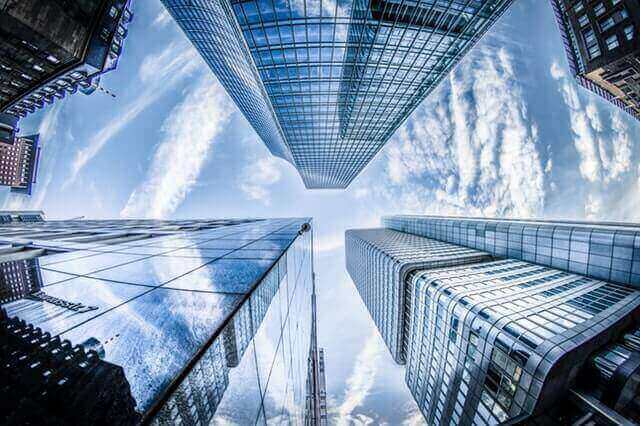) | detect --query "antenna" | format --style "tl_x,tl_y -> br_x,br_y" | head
96,85 -> 116,98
